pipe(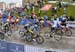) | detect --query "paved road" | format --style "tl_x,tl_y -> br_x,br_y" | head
3,26 -> 75,50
